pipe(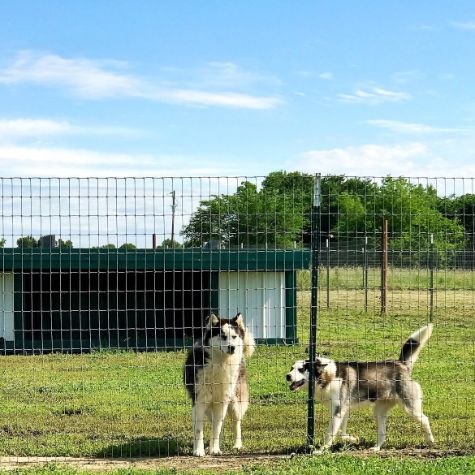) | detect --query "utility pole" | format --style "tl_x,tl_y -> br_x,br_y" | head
170,190 -> 177,247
